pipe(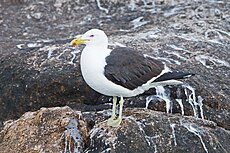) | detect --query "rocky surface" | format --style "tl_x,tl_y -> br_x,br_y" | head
0,0 -> 229,152
0,106 -> 229,153
0,106 -> 89,153
87,108 -> 230,153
